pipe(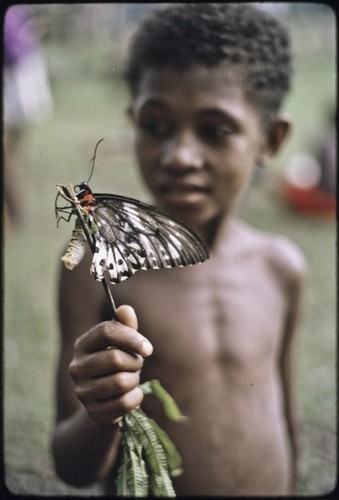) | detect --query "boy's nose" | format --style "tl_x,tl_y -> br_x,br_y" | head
162,131 -> 204,173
